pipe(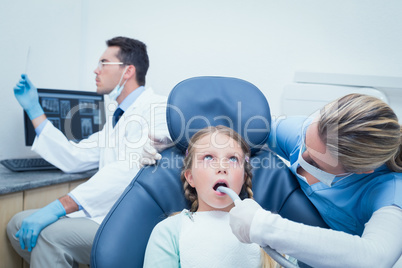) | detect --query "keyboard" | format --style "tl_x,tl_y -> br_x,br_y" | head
1,158 -> 59,172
